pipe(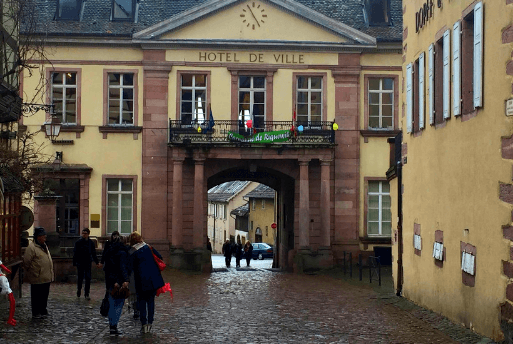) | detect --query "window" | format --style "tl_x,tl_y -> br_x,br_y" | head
262,199 -> 265,209
57,0 -> 82,20
112,0 -> 135,20
106,179 -> 133,234
368,78 -> 394,129
180,74 -> 207,125
426,31 -> 450,126
252,199 -> 256,210
364,0 -> 391,26
367,181 -> 391,236
51,72 -> 77,124
265,226 -> 268,237
239,76 -> 265,130
108,73 -> 134,125
460,2 -> 483,114
296,76 -> 322,125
